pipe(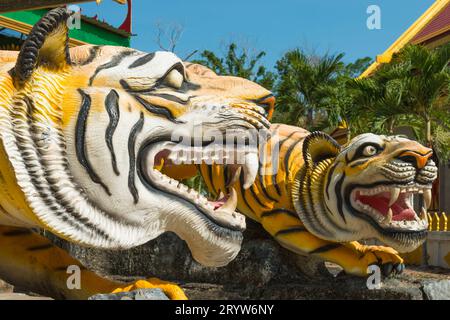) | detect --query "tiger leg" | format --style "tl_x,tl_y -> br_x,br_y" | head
0,226 -> 186,299
260,213 -> 404,277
